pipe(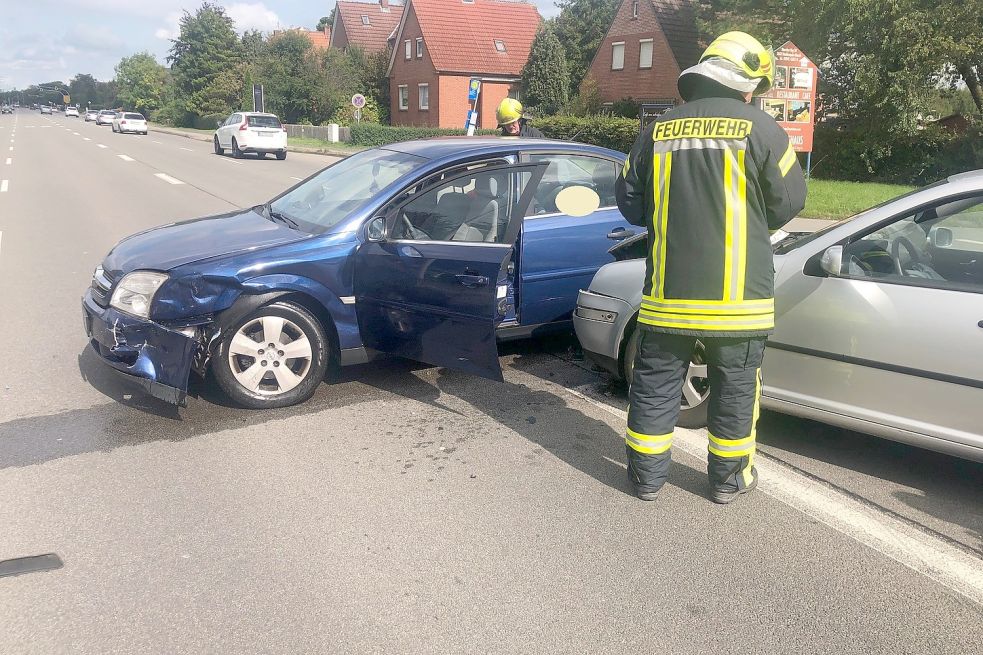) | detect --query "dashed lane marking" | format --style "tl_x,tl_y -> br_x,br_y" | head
5,158 -> 10,165
1,180 -> 8,193
97,144 -> 107,149
117,154 -> 134,162
180,147 -> 193,151
83,138 -> 91,141
154,173 -> 184,185
290,176 -> 304,181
